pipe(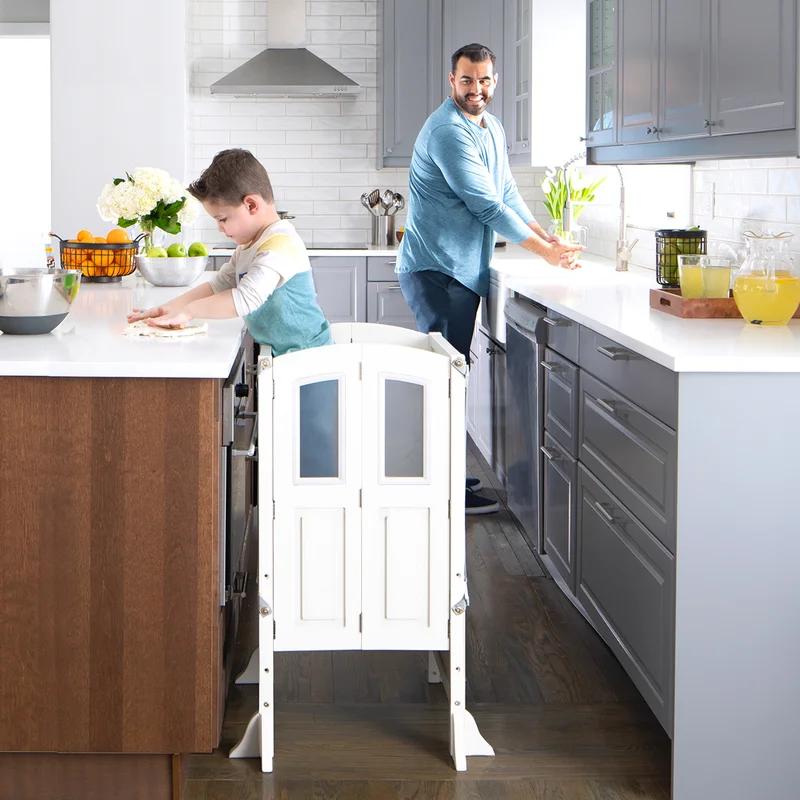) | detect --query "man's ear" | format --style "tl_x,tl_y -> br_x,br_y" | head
448,71 -> 456,90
